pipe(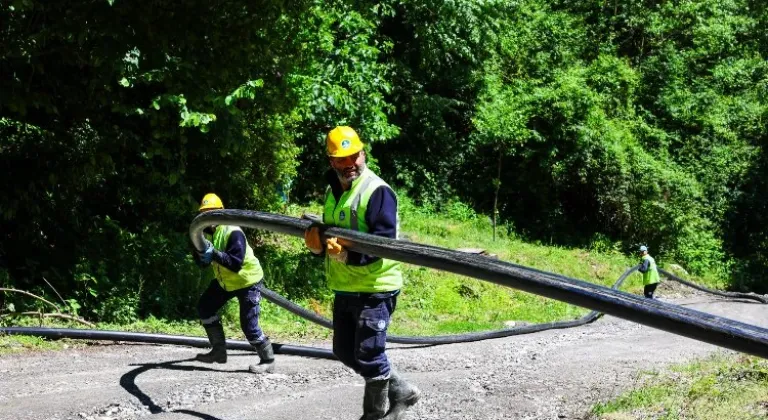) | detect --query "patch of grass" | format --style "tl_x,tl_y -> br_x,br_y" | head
0,334 -> 84,355
0,315 -> 96,354
387,196 -> 717,336
101,307 -> 333,343
591,353 -> 768,420
0,307 -> 331,352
